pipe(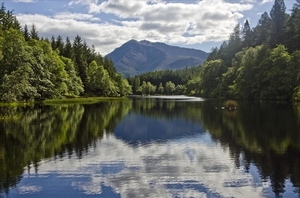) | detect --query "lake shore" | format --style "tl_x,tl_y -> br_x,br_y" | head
0,97 -> 129,106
